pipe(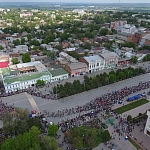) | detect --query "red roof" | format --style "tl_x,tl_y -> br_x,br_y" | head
0,61 -> 9,68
